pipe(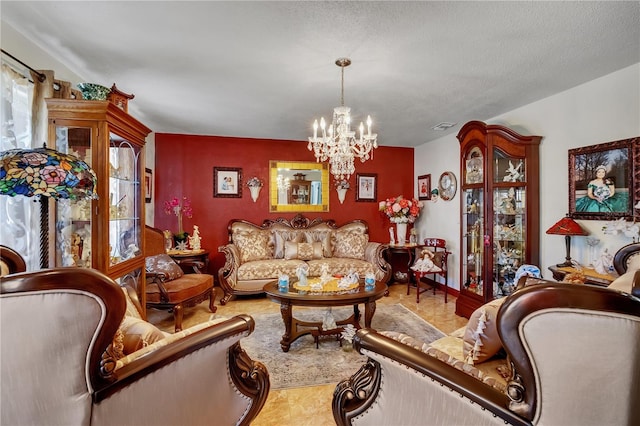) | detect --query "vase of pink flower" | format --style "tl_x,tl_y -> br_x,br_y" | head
379,196 -> 423,244
164,196 -> 193,247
